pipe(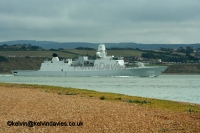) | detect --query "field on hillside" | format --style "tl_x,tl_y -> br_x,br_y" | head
1,48 -> 189,59
0,49 -> 144,58
0,57 -> 44,73
65,49 -> 143,57
0,51 -> 75,58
